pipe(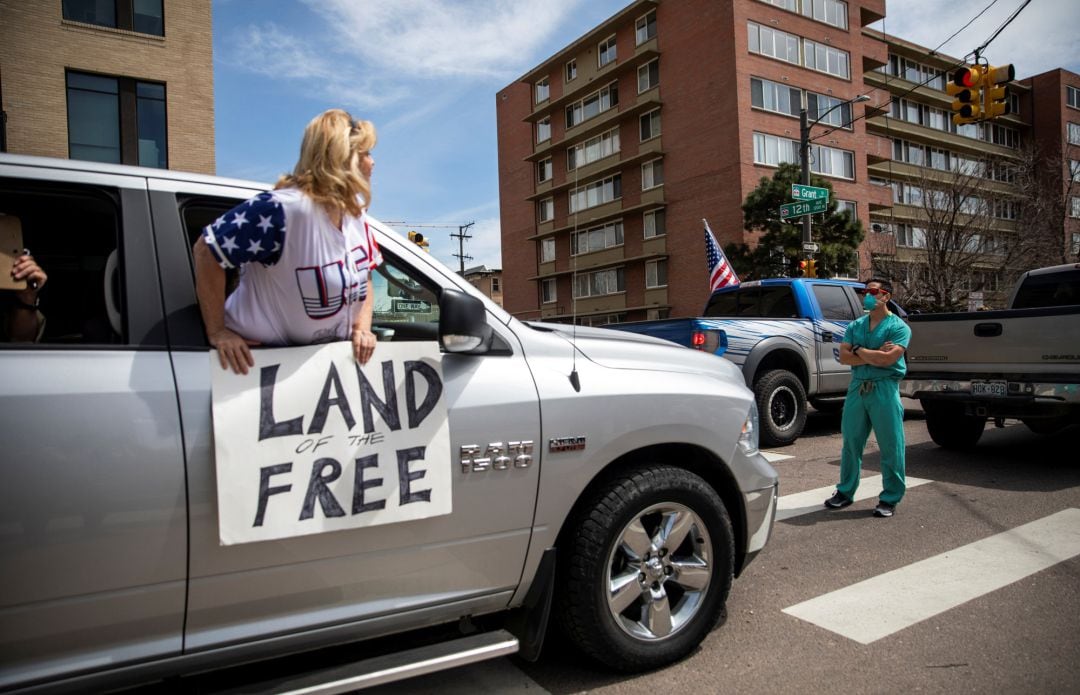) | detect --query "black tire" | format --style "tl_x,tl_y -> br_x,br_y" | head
754,369 -> 807,447
924,402 -> 986,449
555,465 -> 734,673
